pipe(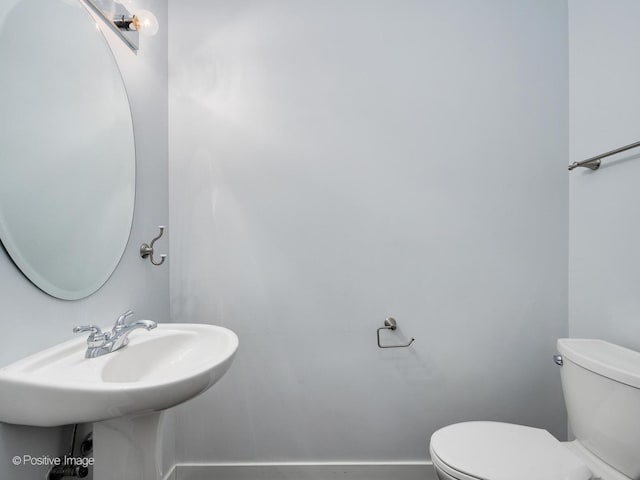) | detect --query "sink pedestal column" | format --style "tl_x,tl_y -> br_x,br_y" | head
93,411 -> 166,480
